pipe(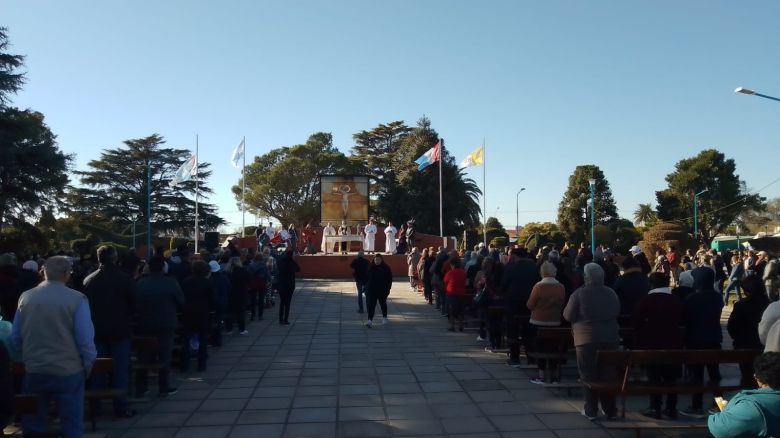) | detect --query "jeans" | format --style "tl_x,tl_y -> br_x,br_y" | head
506,304 -> 530,362
23,372 -> 85,438
685,341 -> 722,409
576,342 -> 619,418
181,326 -> 209,372
279,287 -> 293,323
367,292 -> 388,321
135,329 -> 175,394
355,281 -> 366,312
723,279 -> 742,304
93,339 -> 131,415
